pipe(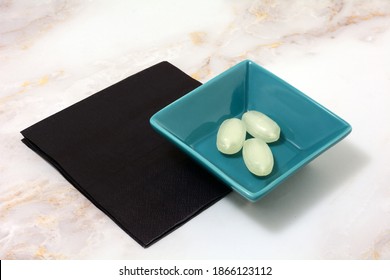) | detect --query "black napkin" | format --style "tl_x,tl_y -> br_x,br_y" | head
21,61 -> 230,248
